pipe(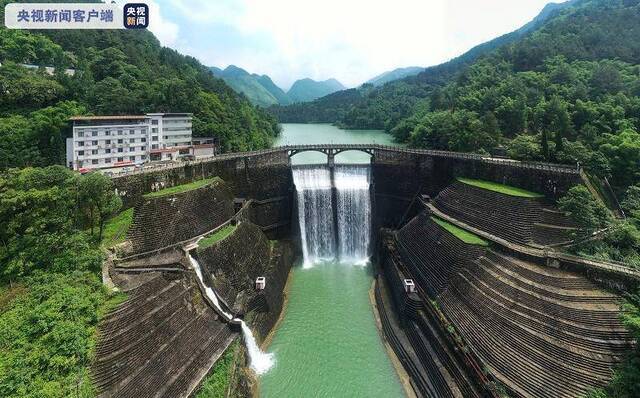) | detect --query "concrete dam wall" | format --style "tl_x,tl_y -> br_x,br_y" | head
96,145 -> 637,398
